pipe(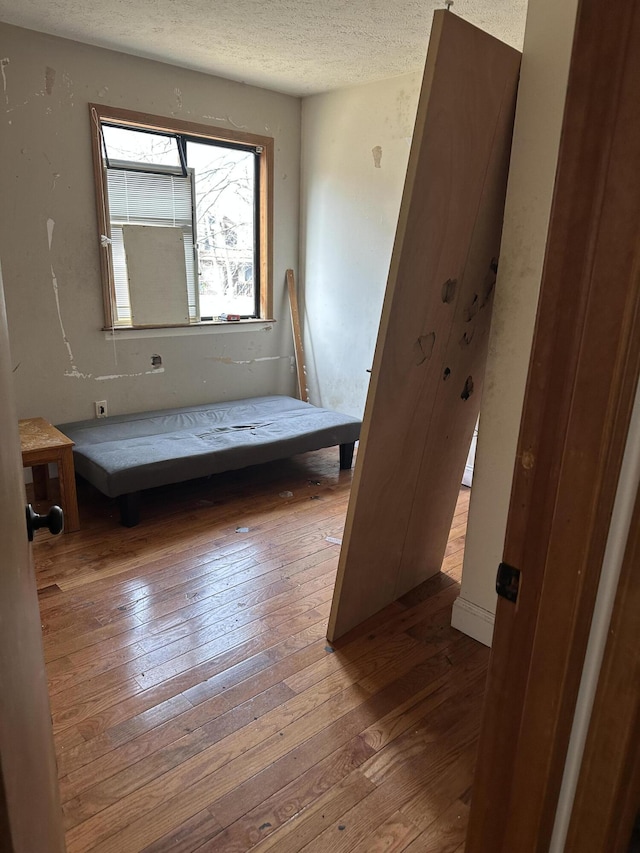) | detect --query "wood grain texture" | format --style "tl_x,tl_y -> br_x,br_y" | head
286,269 -> 309,402
328,11 -> 520,640
565,481 -> 640,852
466,1 -> 640,850
1,294 -> 65,850
19,417 -> 80,533
31,447 -> 485,852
